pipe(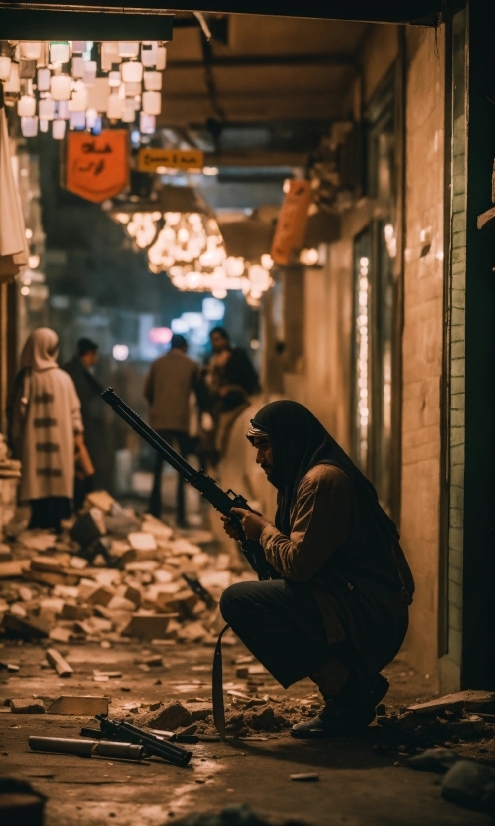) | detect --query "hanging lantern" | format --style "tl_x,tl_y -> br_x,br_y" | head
106,93 -> 125,119
122,98 -> 137,123
118,42 -> 139,58
21,116 -> 39,137
156,46 -> 167,70
69,85 -> 88,112
101,42 -> 120,72
71,56 -> 85,78
108,70 -> 121,87
39,96 -> 55,120
57,99 -> 70,119
71,41 -> 86,54
17,95 -> 36,117
51,73 -> 72,101
139,112 -> 155,134
143,71 -> 162,91
4,62 -> 20,94
50,41 -> 70,63
85,108 -> 98,128
20,42 -> 42,60
37,66 -> 51,91
40,119 -> 49,133
83,60 -> 97,86
142,90 -> 161,116
0,55 -> 11,82
121,60 -> 143,83
124,81 -> 141,97
52,119 -> 66,140
70,111 -> 86,129
141,41 -> 158,67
